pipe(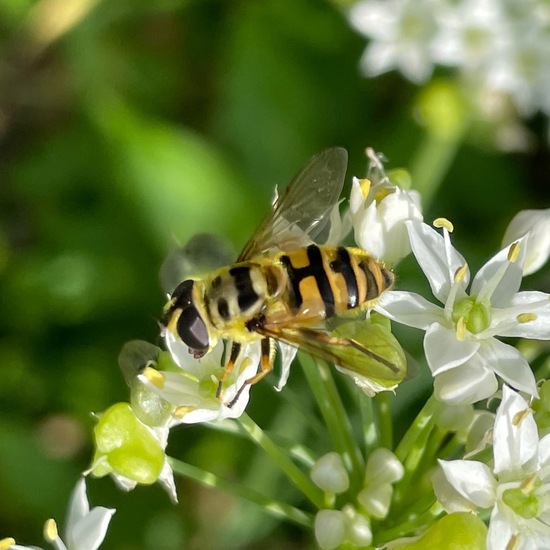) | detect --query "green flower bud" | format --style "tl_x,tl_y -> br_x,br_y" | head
452,297 -> 492,335
502,486 -> 540,520
400,512 -> 487,550
92,403 -> 165,485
